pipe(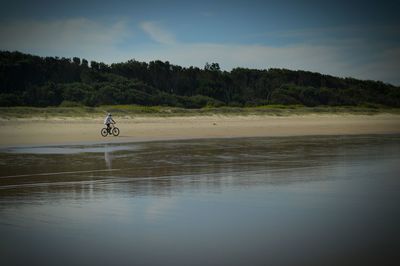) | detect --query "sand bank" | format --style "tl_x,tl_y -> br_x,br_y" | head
1,114 -> 399,147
